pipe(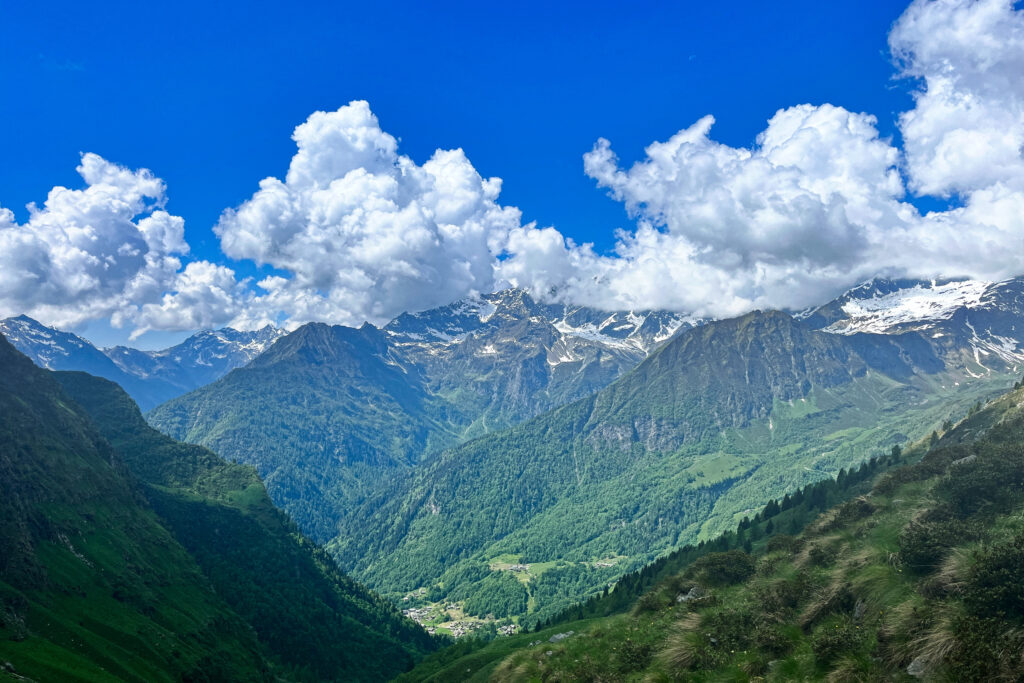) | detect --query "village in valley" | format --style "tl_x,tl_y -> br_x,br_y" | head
400,593 -> 517,639
399,555 -> 626,639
